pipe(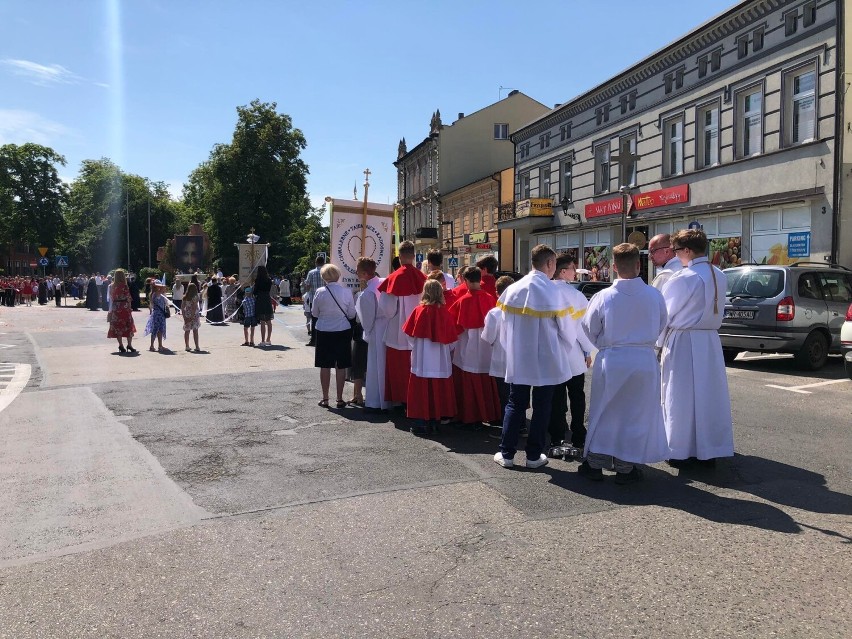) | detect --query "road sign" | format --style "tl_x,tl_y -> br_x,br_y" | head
55,256 -> 69,268
416,253 -> 424,264
38,257 -> 49,267
688,221 -> 703,230
448,257 -> 459,268
38,246 -> 48,257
